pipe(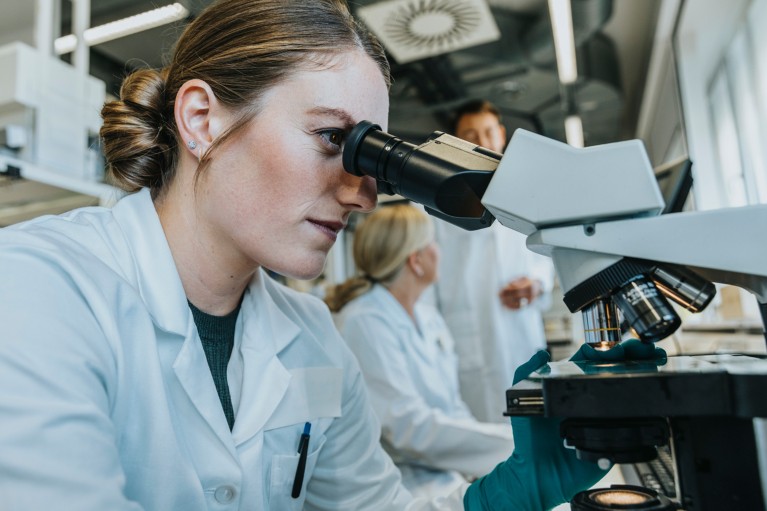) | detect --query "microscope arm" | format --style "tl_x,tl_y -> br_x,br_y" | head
342,121 -> 767,343
526,204 -> 767,302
